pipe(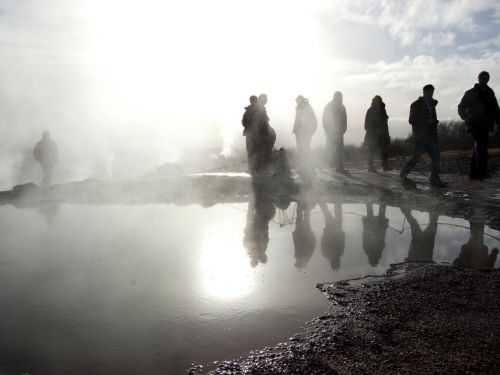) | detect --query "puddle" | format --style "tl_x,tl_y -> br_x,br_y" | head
0,197 -> 498,374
